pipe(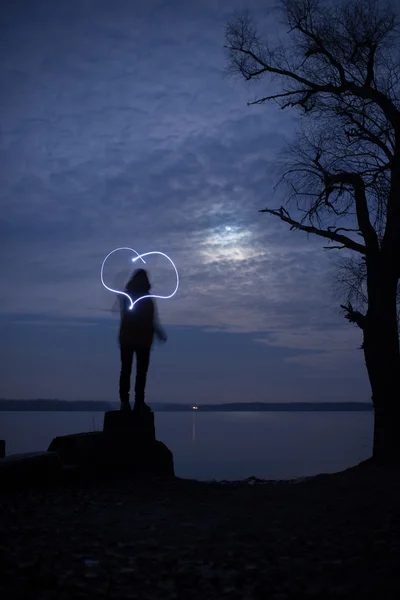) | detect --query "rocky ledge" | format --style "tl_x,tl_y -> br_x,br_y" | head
48,410 -> 174,476
0,410 -> 174,489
